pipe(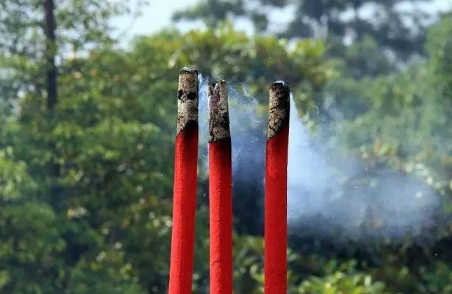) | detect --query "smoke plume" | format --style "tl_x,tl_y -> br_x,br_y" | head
197,74 -> 441,244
